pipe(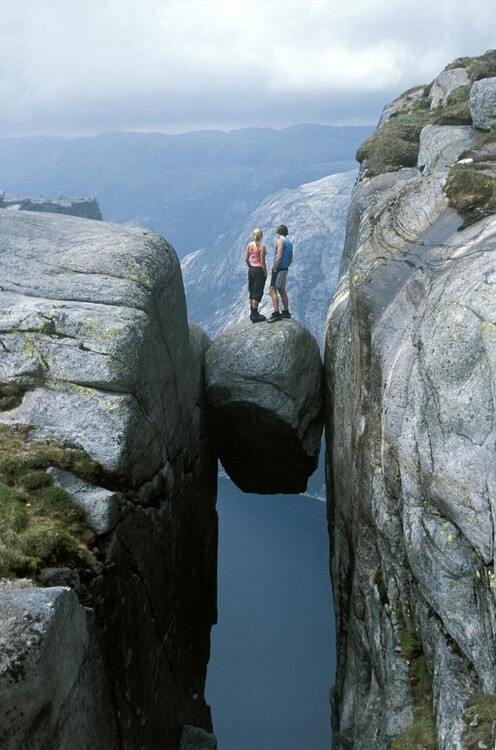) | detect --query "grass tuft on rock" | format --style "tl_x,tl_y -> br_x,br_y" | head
392,609 -> 436,749
0,423 -> 101,577
444,163 -> 496,227
356,111 -> 431,176
431,85 -> 472,126
463,694 -> 496,749
445,50 -> 496,82
391,712 -> 436,750
356,51 -> 496,177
